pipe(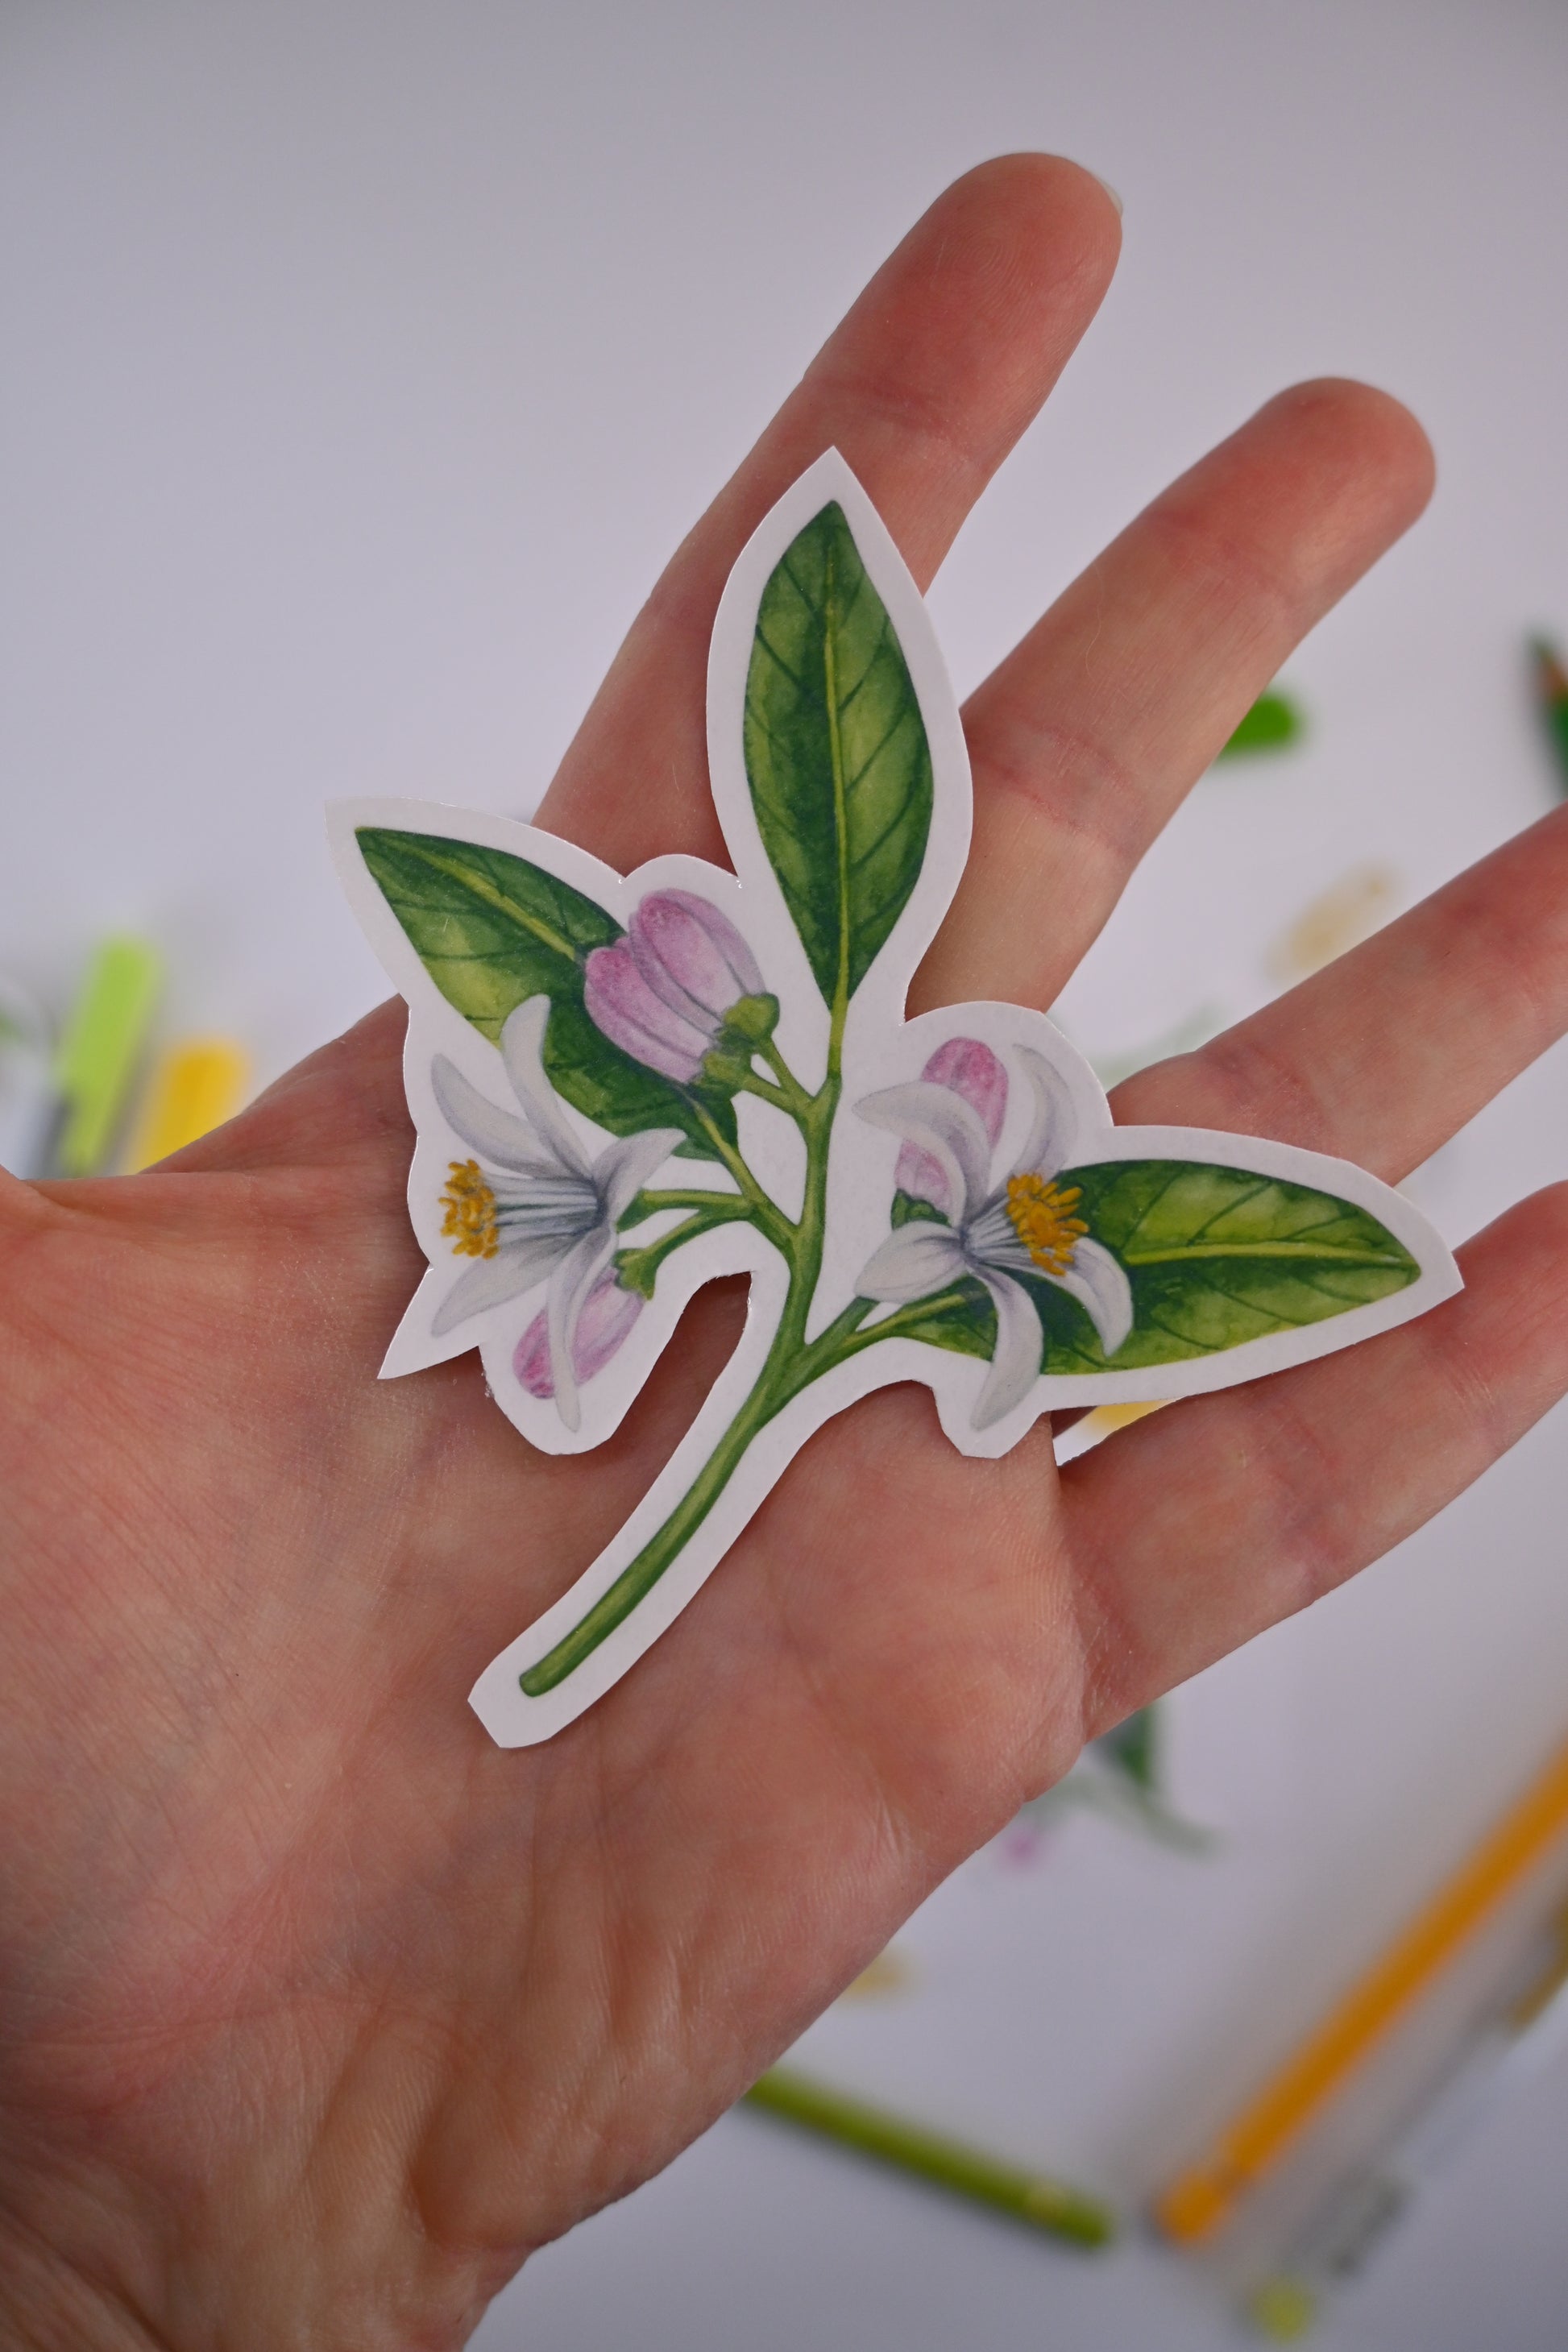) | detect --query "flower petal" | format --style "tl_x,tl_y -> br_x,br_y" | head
572,1273 -> 644,1380
630,890 -> 764,1025
431,1054 -> 559,1175
596,1125 -> 686,1225
855,1081 -> 993,1223
584,943 -> 713,1082
855,1221 -> 969,1303
892,1143 -> 958,1219
500,998 -> 591,1178
545,1226 -> 616,1432
971,1272 -> 1045,1430
1013,1045 -> 1078,1182
920,1037 -> 1008,1143
430,1232 -> 570,1335
512,1303 -> 554,1397
515,1267 -> 642,1397
896,1038 -> 1007,1217
1047,1238 -> 1135,1359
